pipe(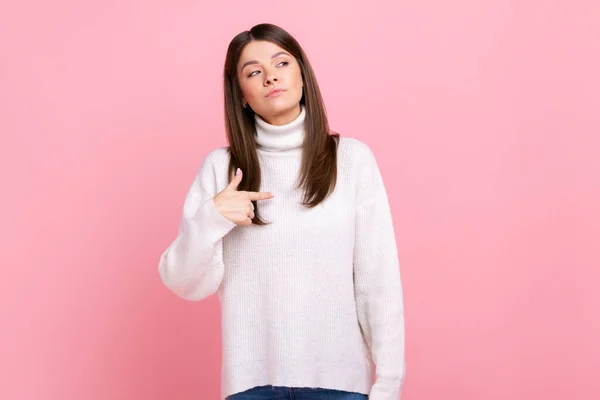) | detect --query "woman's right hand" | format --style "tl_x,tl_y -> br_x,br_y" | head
213,168 -> 274,226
